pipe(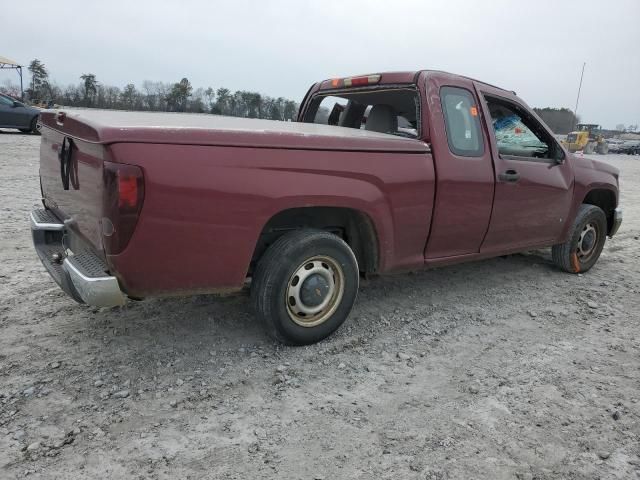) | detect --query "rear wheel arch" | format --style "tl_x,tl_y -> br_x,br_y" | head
250,206 -> 380,276
583,188 -> 616,235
